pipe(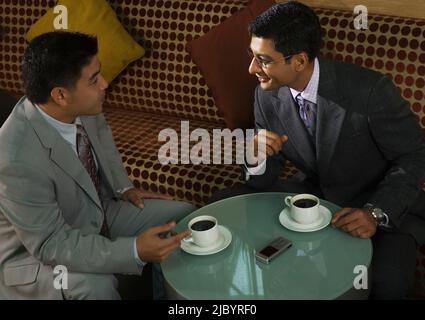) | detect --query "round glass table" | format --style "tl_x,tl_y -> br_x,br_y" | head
161,192 -> 373,299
